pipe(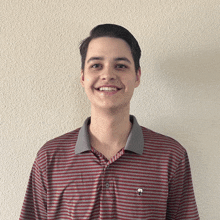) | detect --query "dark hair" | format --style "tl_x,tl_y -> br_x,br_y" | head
79,24 -> 141,72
